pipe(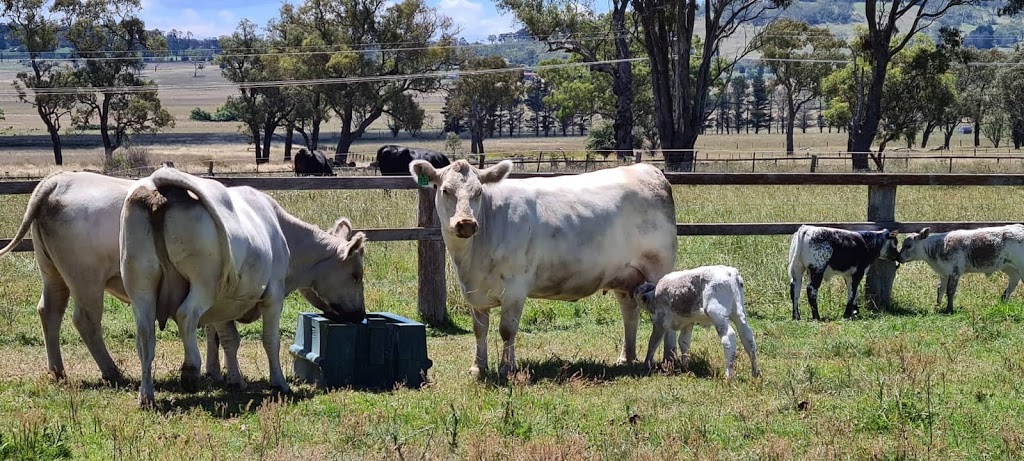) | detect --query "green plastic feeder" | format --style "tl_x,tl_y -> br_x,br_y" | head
289,312 -> 433,390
